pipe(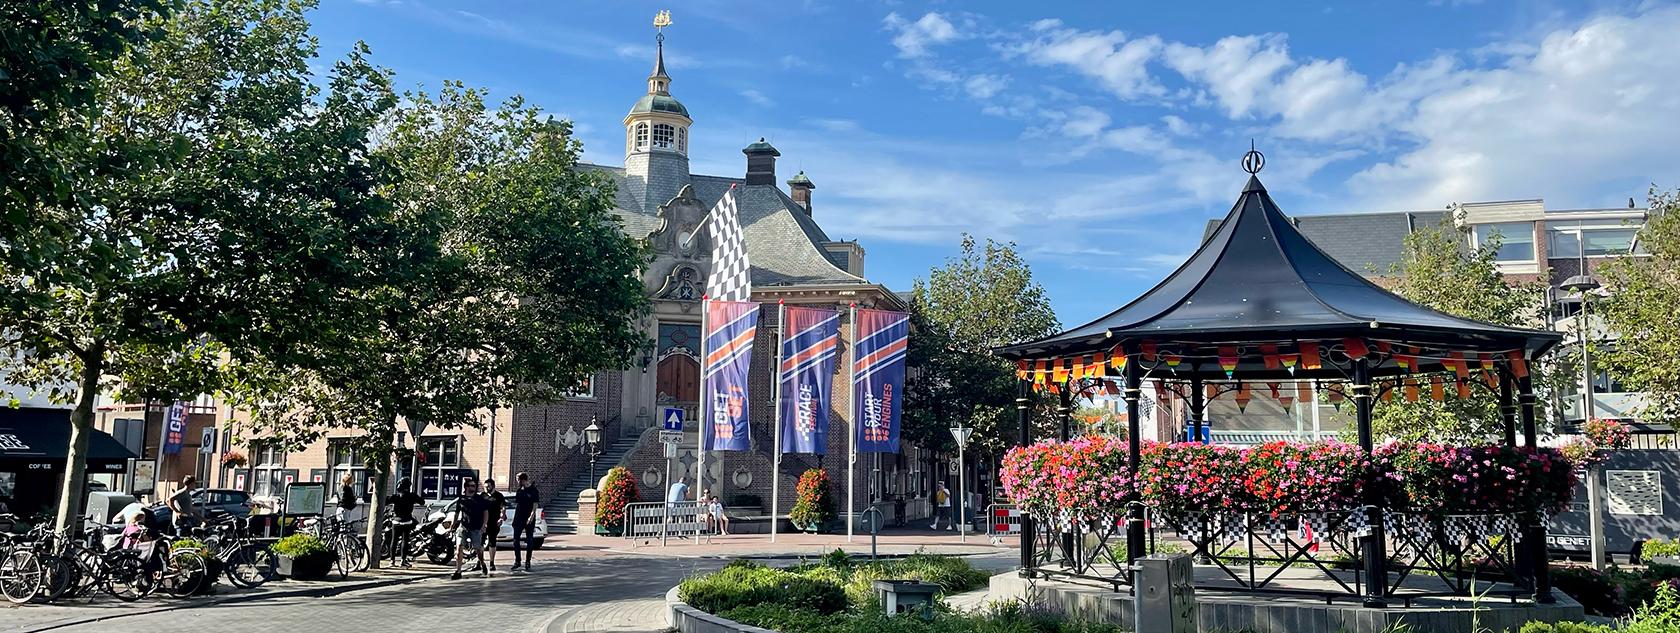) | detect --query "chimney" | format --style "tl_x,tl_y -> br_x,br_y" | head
742,137 -> 779,186
787,171 -> 815,214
